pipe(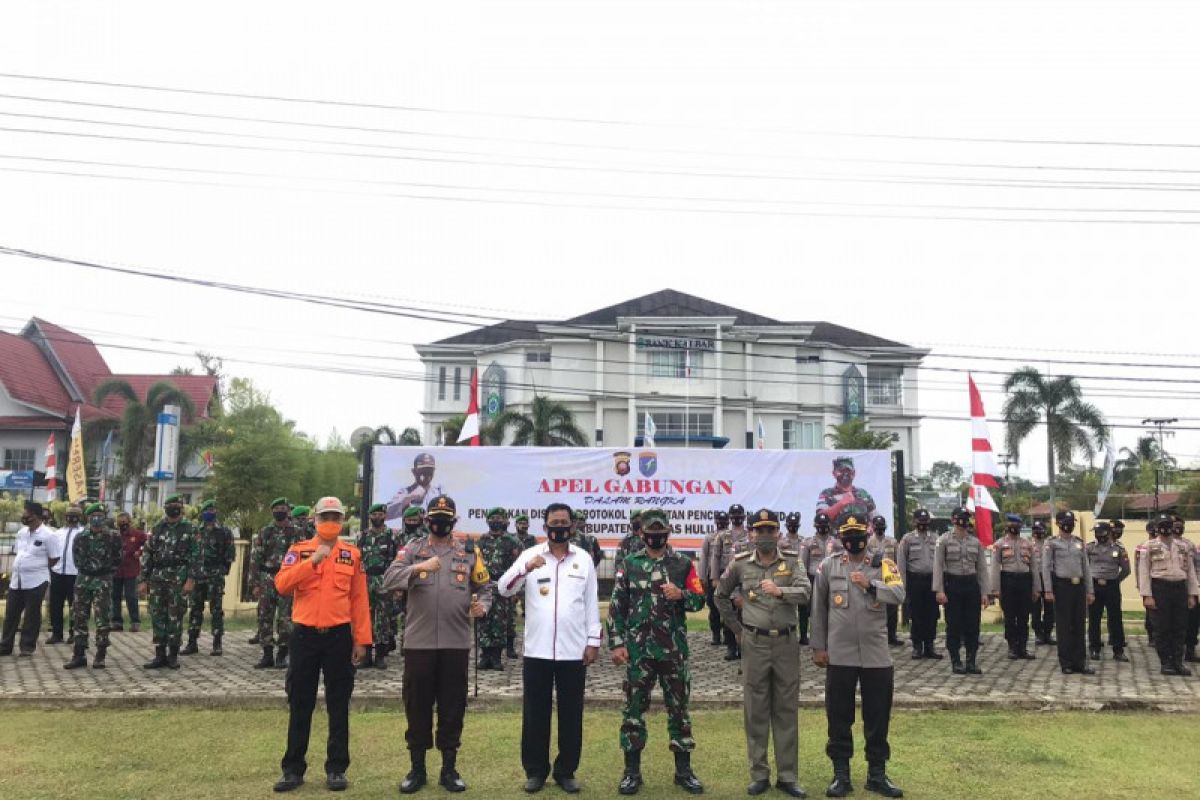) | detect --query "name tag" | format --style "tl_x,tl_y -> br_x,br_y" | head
537,577 -> 551,584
